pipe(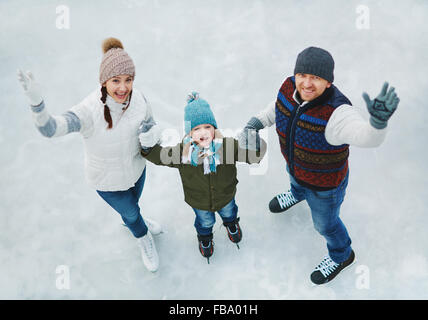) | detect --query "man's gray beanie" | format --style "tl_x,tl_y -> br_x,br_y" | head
294,47 -> 334,83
